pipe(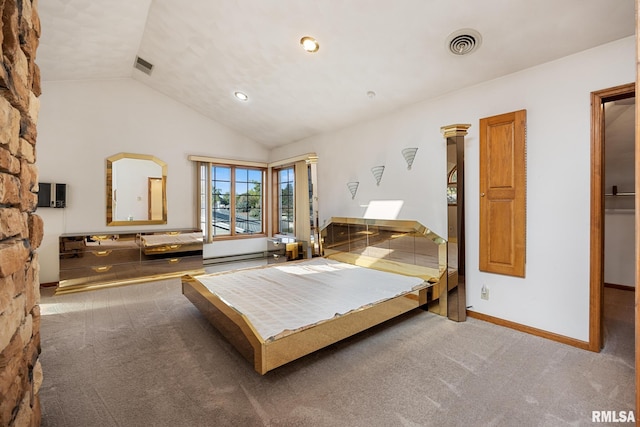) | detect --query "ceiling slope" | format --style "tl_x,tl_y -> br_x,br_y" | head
37,0 -> 635,148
